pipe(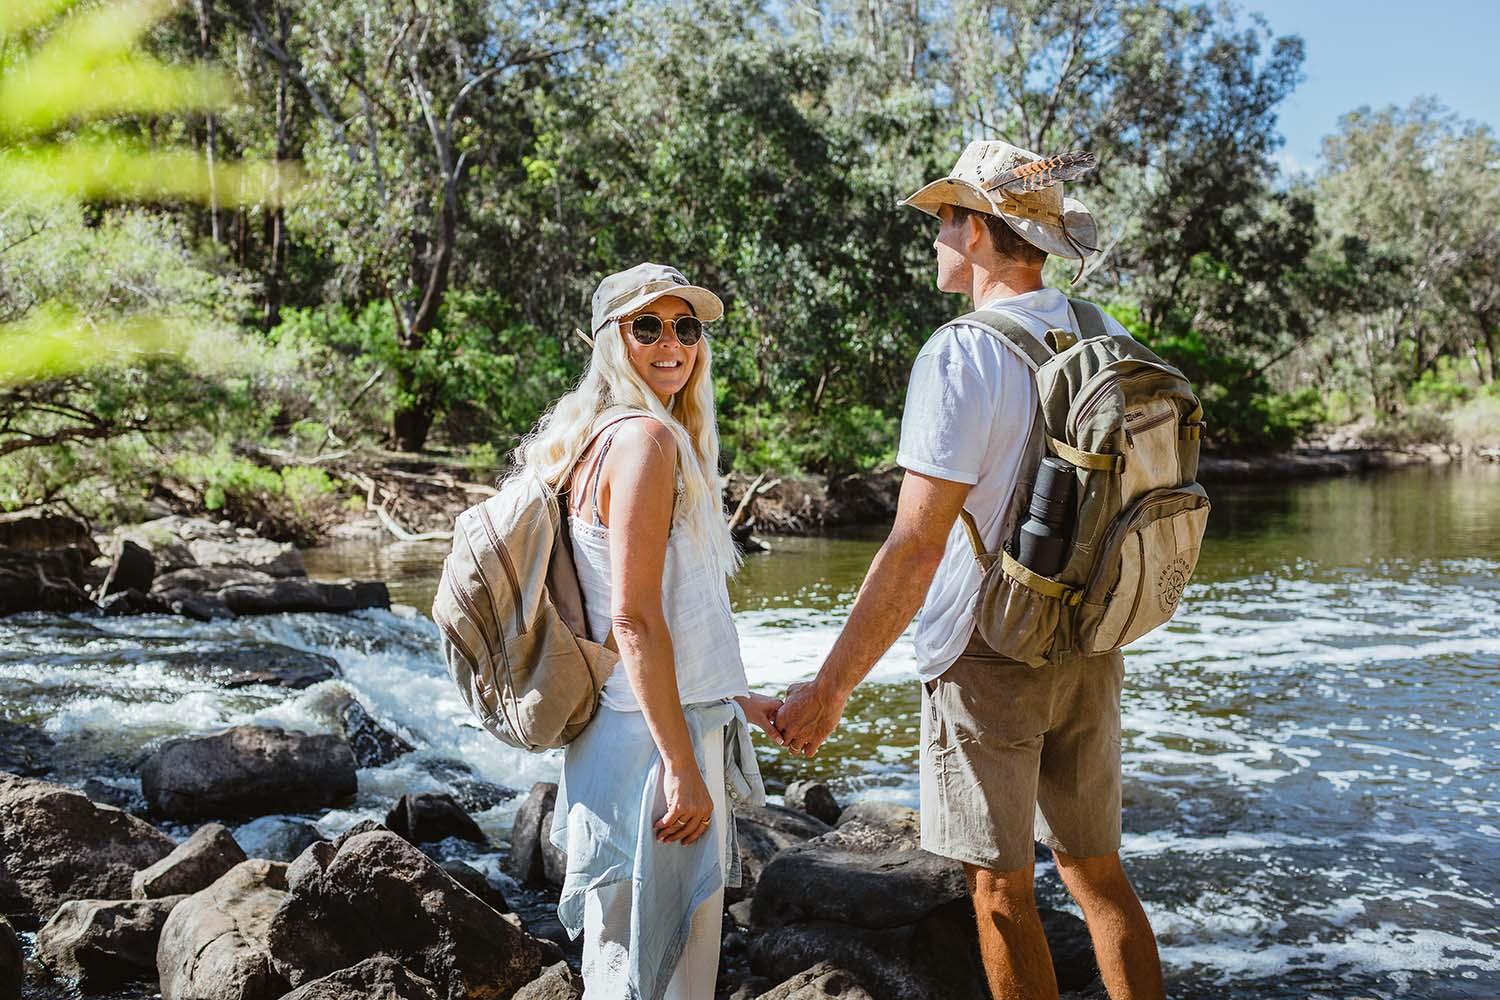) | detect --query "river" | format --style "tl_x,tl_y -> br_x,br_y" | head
4,465 -> 1498,998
